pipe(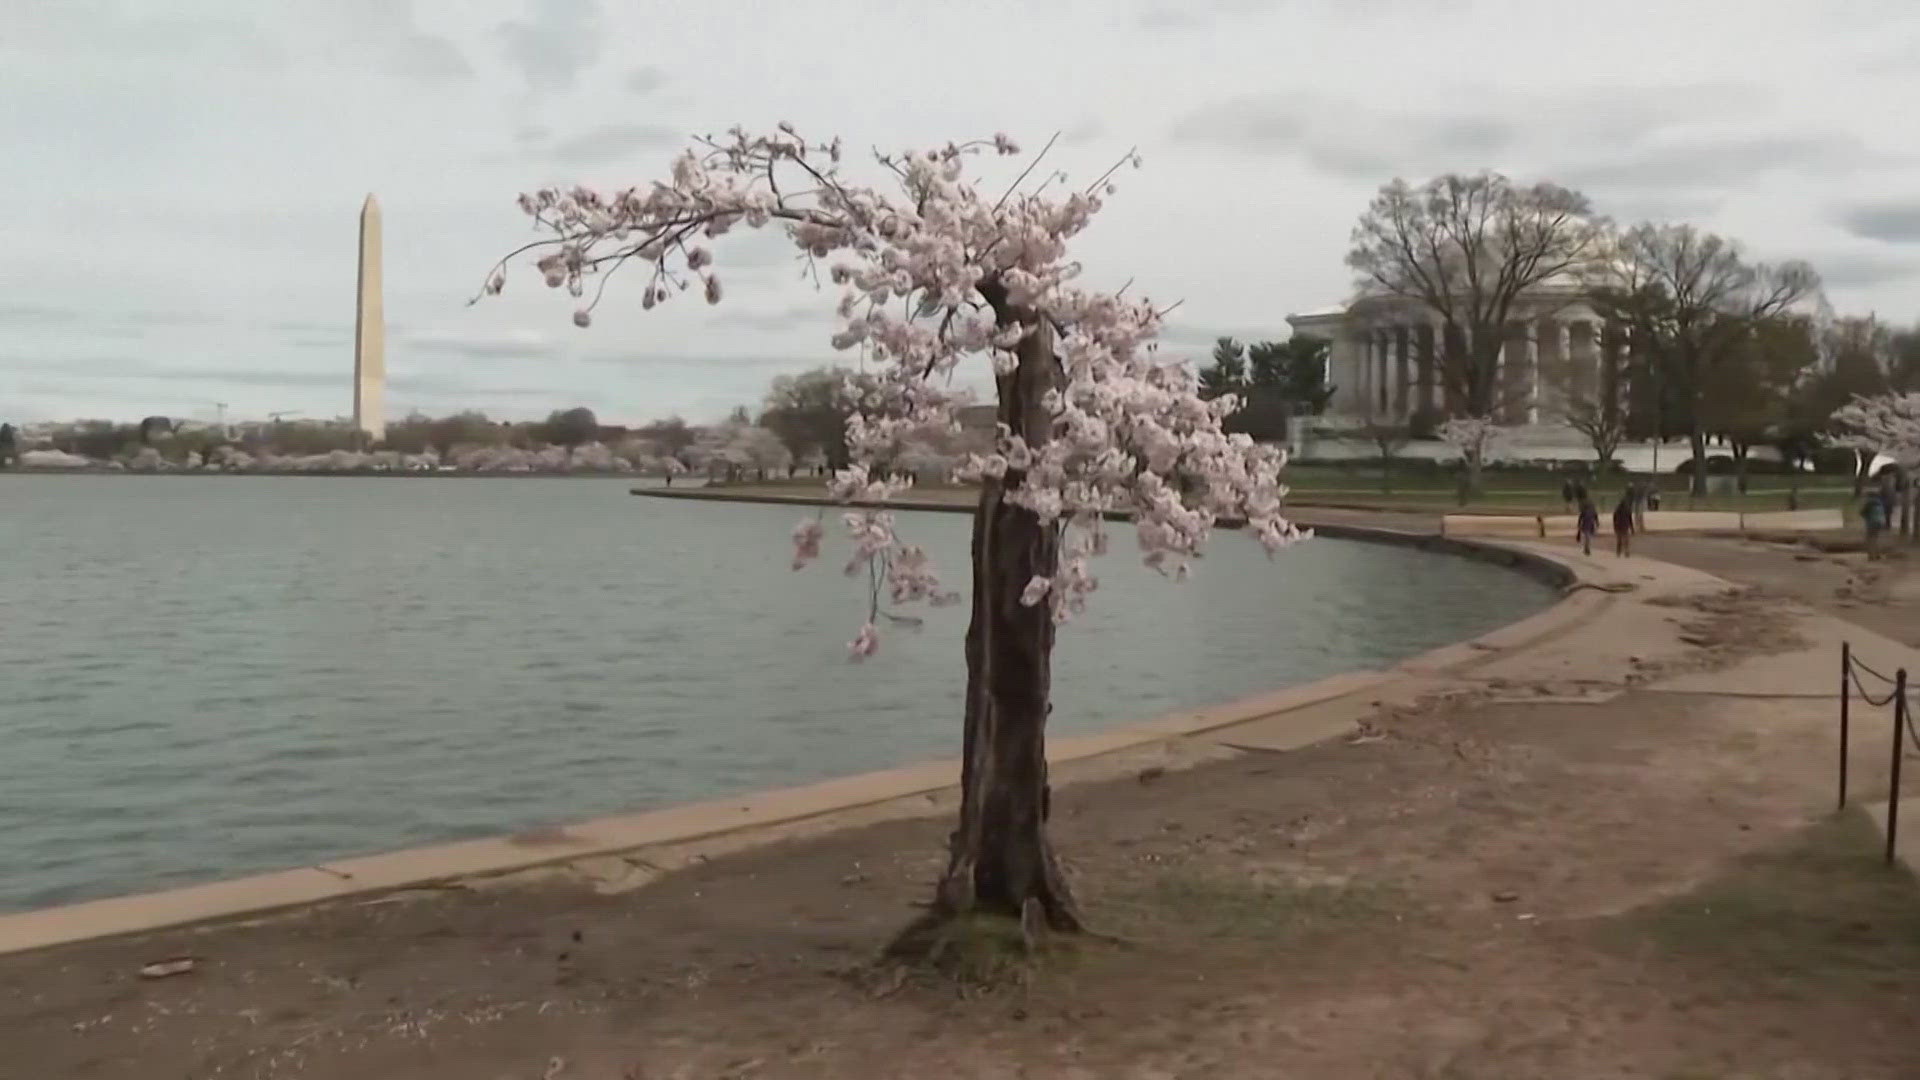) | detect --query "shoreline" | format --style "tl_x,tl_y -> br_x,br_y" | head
0,516 -> 1586,957
634,486 -> 1582,587
1,468 -> 670,481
